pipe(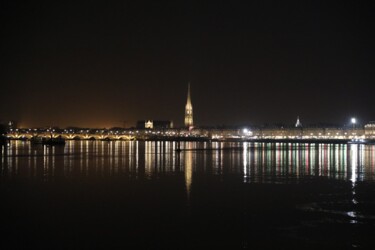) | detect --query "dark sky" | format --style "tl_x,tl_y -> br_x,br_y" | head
1,1 -> 374,128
